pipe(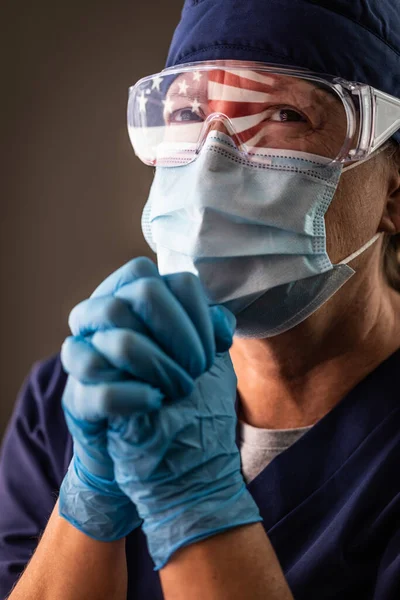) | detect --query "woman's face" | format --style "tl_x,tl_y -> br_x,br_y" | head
163,70 -> 399,265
